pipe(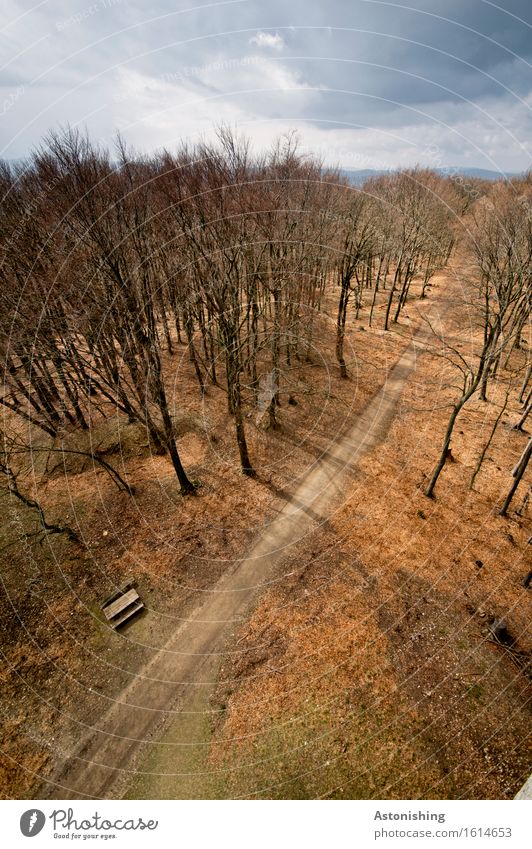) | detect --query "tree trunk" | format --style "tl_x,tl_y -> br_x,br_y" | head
425,400 -> 465,498
184,308 -> 205,394
393,264 -> 410,323
147,345 -> 196,495
518,364 -> 531,403
469,394 -> 509,489
514,398 -> 532,431
499,438 -> 532,516
336,277 -> 349,378
268,288 -> 281,428
231,369 -> 255,476
384,270 -> 399,331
